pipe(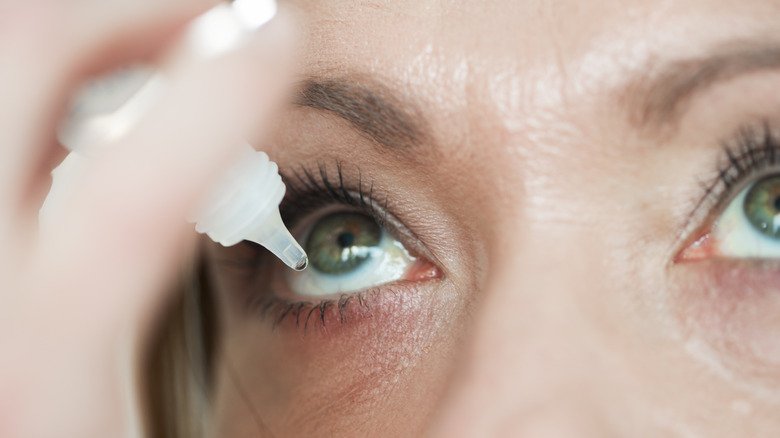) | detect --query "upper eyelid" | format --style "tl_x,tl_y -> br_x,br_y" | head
280,162 -> 387,226
702,124 -> 780,210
